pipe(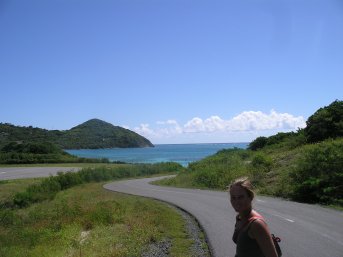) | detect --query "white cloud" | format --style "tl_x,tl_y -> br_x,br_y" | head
157,119 -> 179,126
228,110 -> 305,131
135,120 -> 183,139
183,111 -> 305,133
133,110 -> 306,143
184,117 -> 206,132
184,116 -> 229,133
134,123 -> 156,137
